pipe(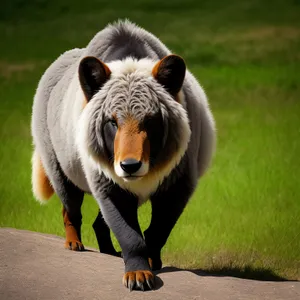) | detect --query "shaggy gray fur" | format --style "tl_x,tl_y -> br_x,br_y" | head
31,20 -> 216,291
